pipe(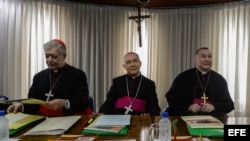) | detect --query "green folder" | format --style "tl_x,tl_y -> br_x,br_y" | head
6,112 -> 44,135
186,124 -> 224,137
82,115 -> 130,136
82,126 -> 129,136
9,122 -> 36,135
